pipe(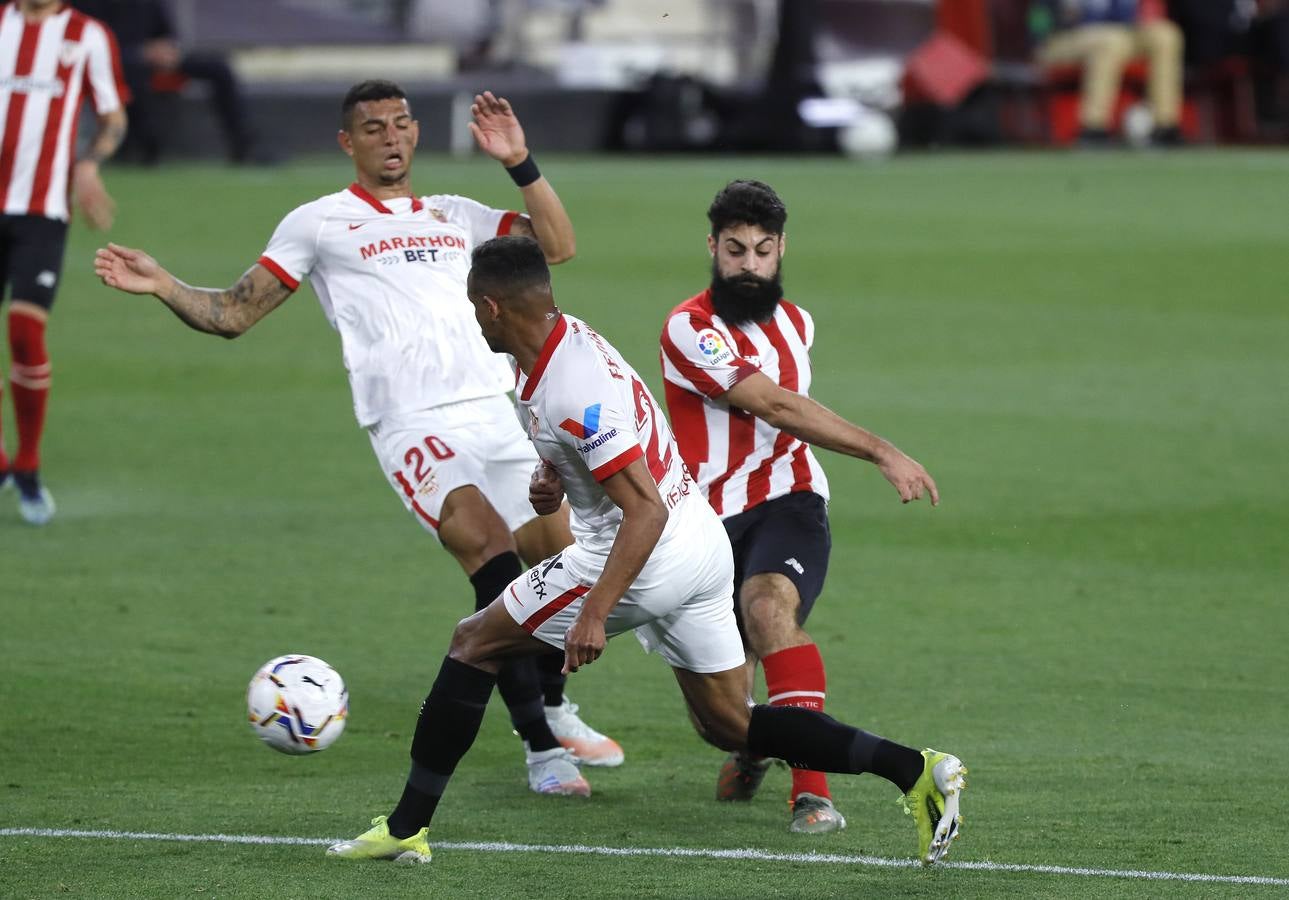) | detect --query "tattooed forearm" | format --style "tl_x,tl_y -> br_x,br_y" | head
158,268 -> 292,338
82,110 -> 127,165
